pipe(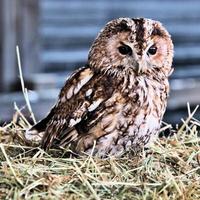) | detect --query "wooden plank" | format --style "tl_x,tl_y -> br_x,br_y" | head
21,0 -> 40,77
171,65 -> 200,79
169,79 -> 200,109
0,1 -> 3,91
41,0 -> 200,17
2,0 -> 39,91
2,0 -> 18,91
41,49 -> 88,64
41,26 -> 100,38
41,14 -> 105,26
